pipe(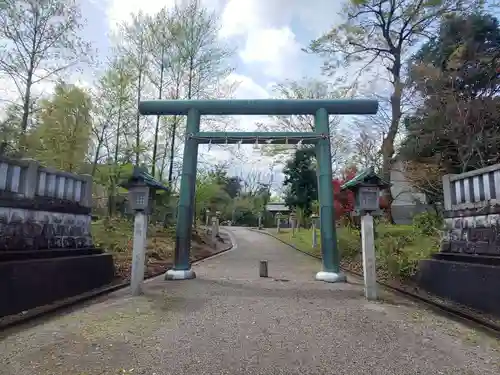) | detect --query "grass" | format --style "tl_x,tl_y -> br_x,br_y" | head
272,222 -> 440,281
